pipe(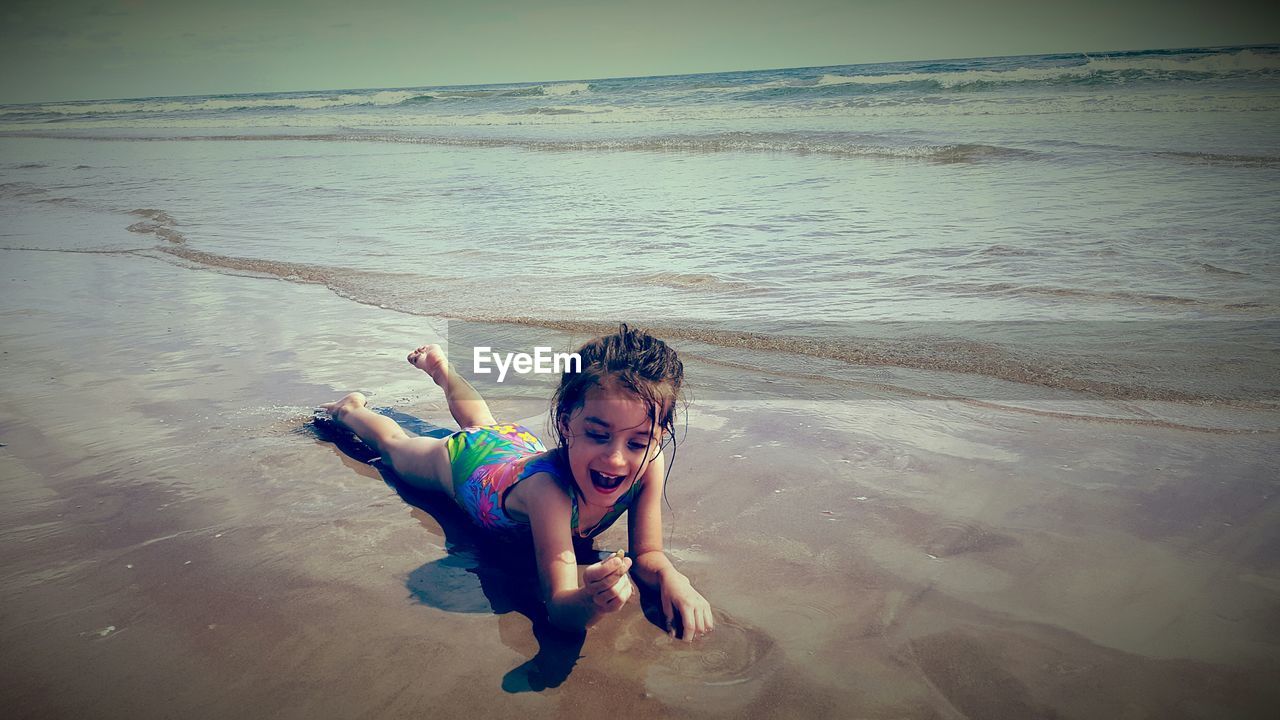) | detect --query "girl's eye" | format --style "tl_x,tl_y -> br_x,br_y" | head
628,442 -> 647,451
586,432 -> 608,443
